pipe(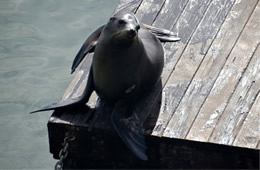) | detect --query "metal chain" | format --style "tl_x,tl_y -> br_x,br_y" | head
55,134 -> 76,170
